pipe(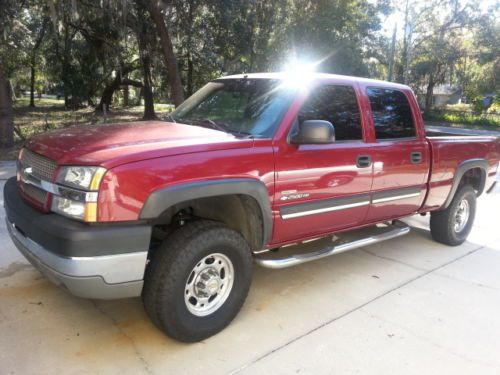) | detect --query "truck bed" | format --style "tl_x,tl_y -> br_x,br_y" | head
423,135 -> 500,210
